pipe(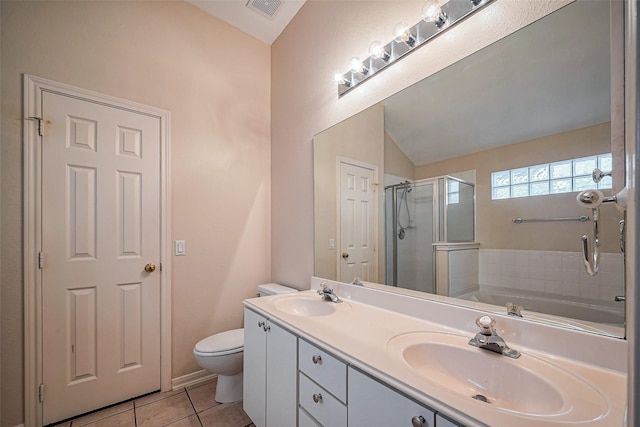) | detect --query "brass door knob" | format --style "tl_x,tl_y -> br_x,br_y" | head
342,252 -> 349,259
144,263 -> 156,273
